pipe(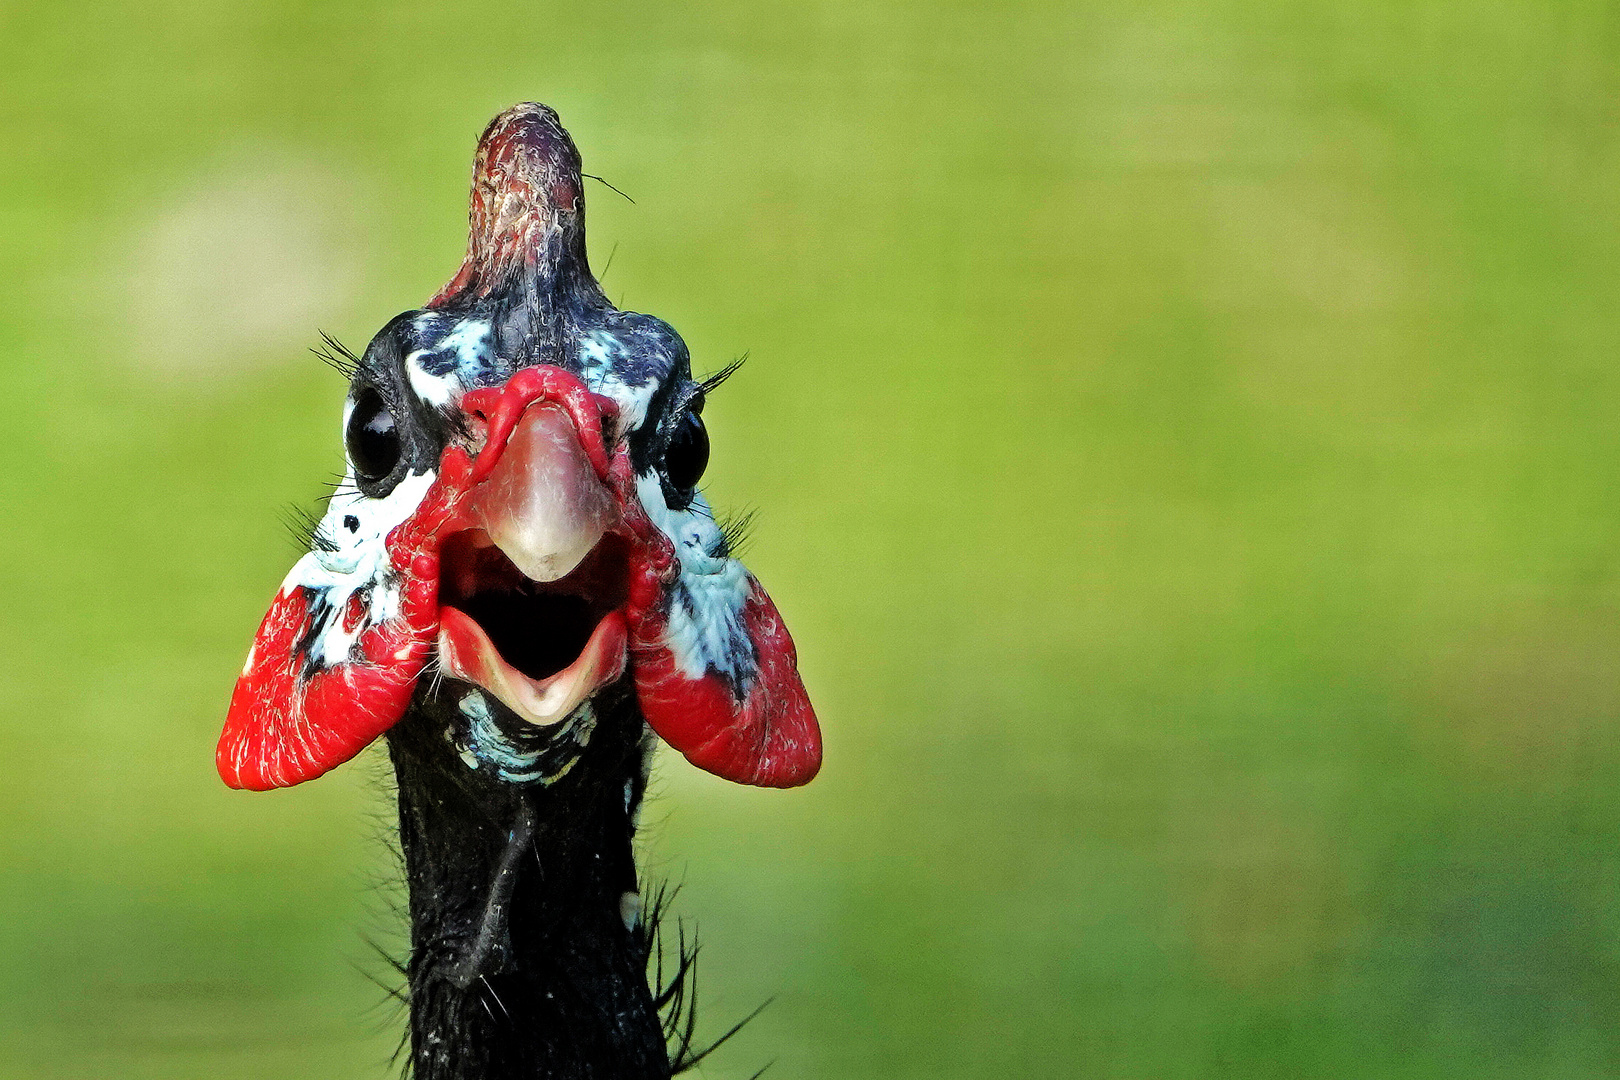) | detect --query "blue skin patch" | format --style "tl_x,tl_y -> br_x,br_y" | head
456,691 -> 598,785
408,313 -> 496,379
633,471 -> 758,688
